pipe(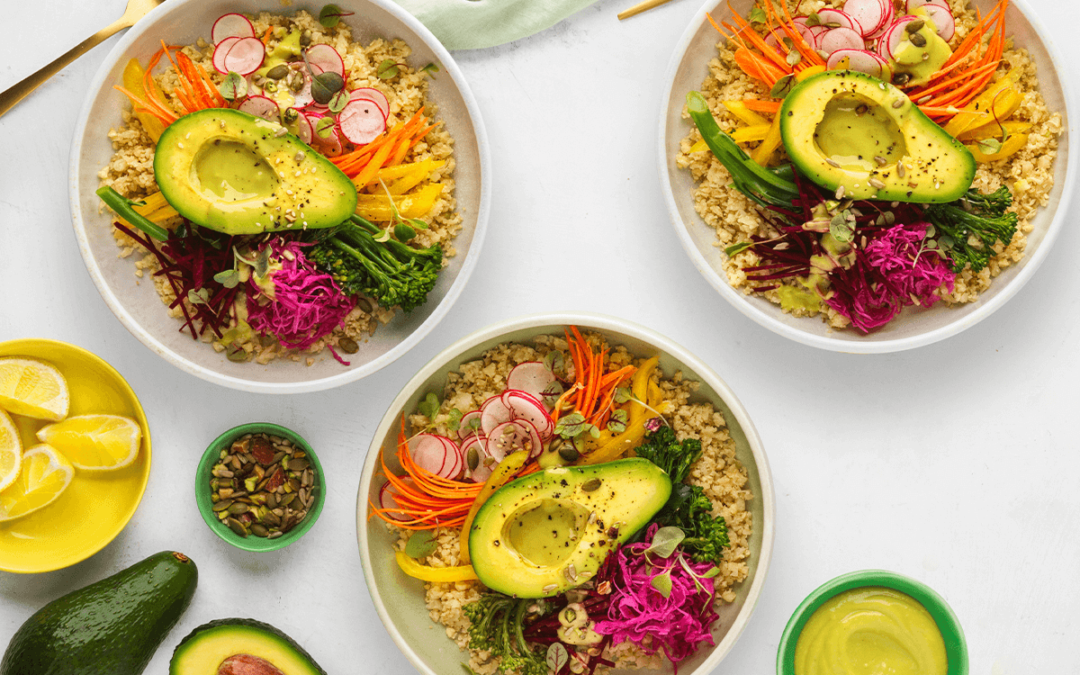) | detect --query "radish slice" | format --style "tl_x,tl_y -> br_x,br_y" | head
378,480 -> 412,521
462,437 -> 491,482
906,0 -> 950,10
878,16 -> 919,60
212,37 -> 240,74
506,362 -> 557,409
867,0 -> 895,39
435,435 -> 464,479
212,13 -> 255,44
238,95 -> 280,121
338,99 -> 386,145
222,36 -> 265,76
350,88 -> 390,119
305,44 -> 346,78
489,421 -> 544,460
409,434 -> 460,479
816,9 -> 864,36
457,410 -> 483,440
922,4 -> 955,41
841,0 -> 884,37
503,390 -> 554,441
819,27 -> 865,55
827,49 -> 888,77
480,395 -> 513,435
285,109 -> 314,144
